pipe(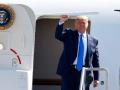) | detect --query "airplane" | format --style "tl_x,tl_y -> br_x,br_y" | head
0,0 -> 120,90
